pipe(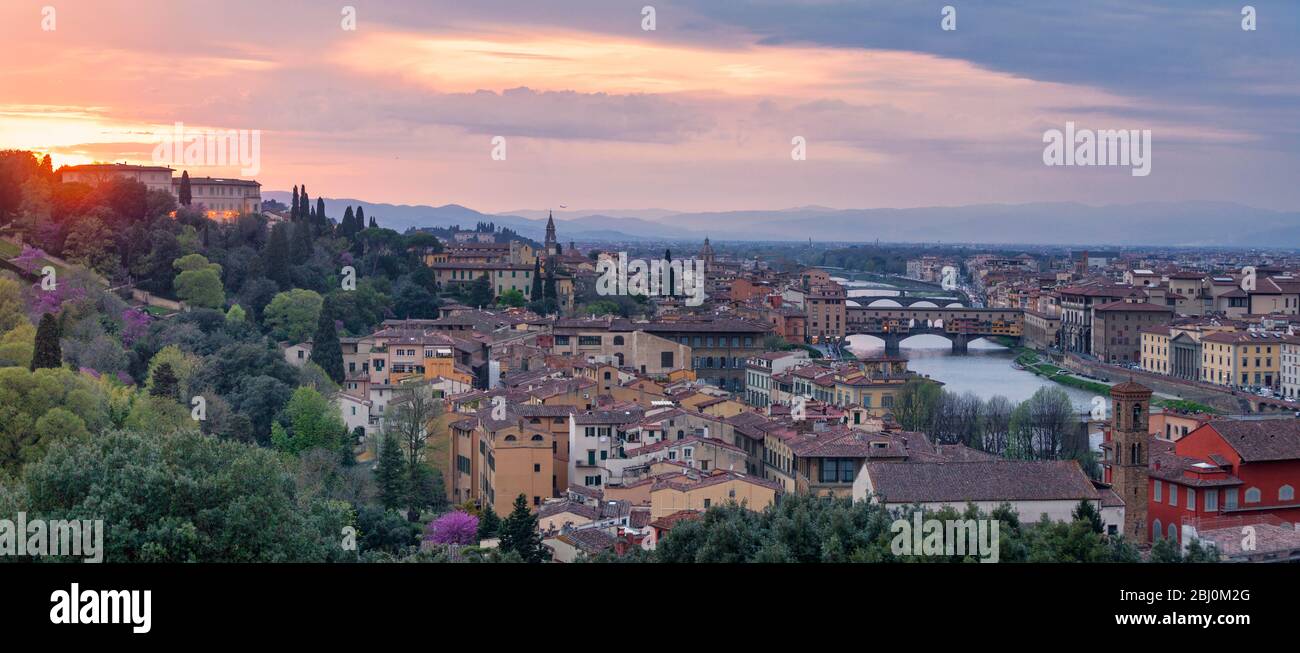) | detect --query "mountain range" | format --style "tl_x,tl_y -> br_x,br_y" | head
261,193 -> 1300,248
